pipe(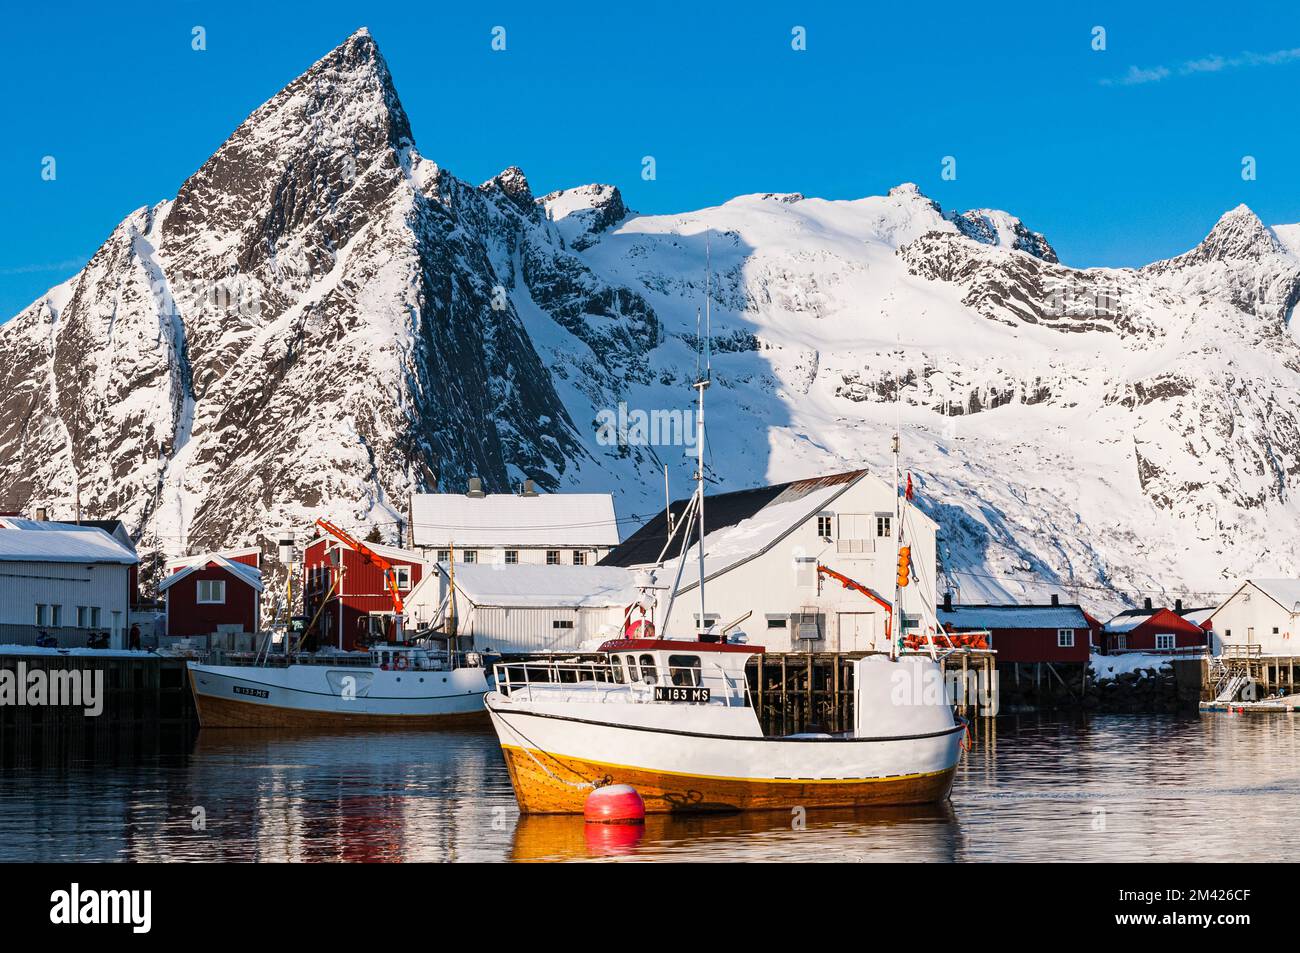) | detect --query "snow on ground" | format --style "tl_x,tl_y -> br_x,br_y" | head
1089,651 -> 1173,680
